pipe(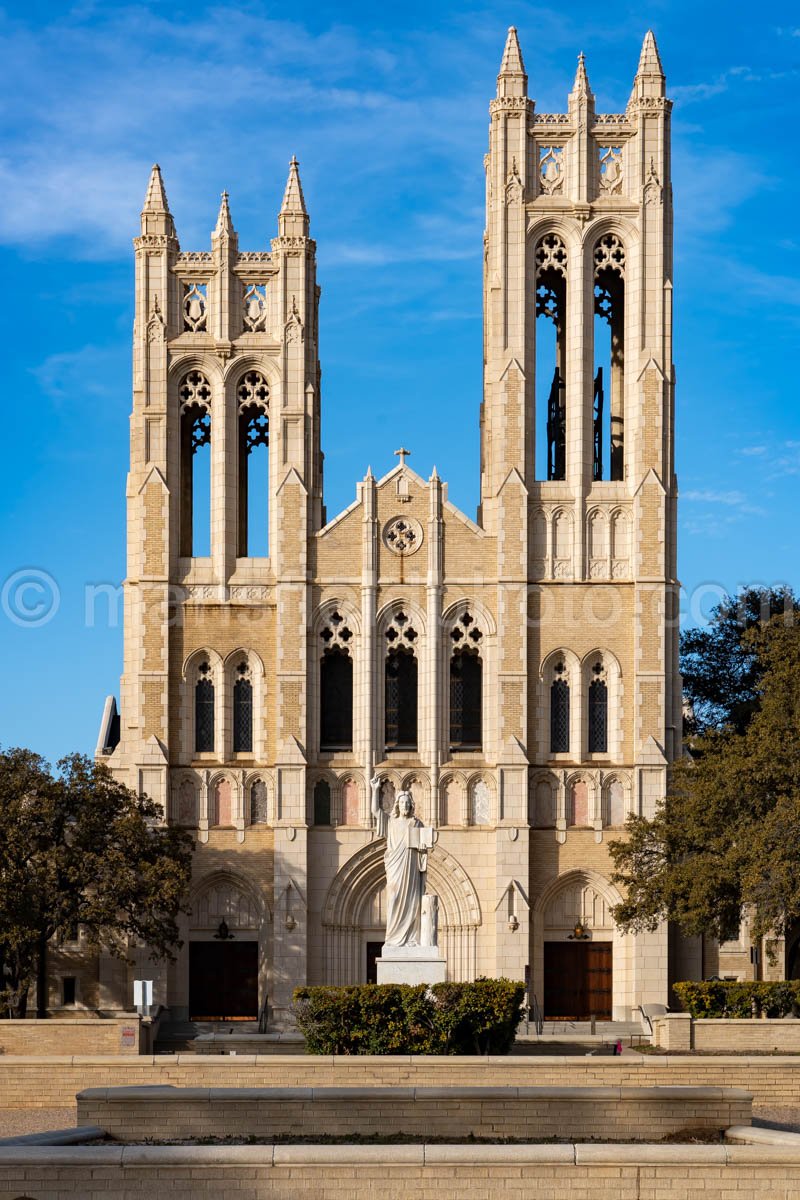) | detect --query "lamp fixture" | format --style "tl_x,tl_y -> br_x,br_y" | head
214,919 -> 235,941
567,921 -> 590,941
